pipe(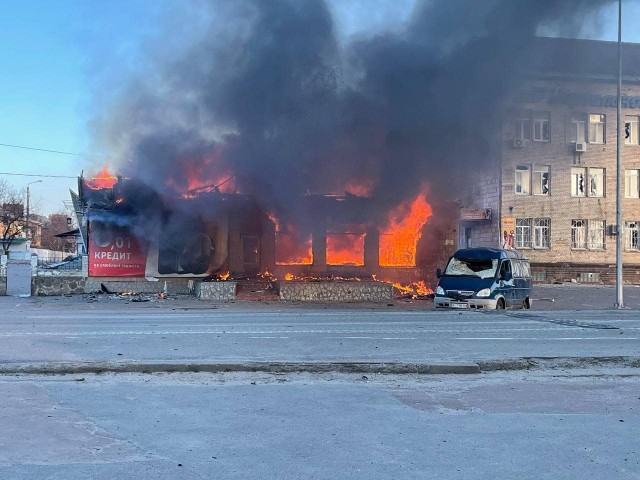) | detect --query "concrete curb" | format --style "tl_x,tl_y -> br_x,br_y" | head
0,356 -> 639,376
0,361 -> 481,375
